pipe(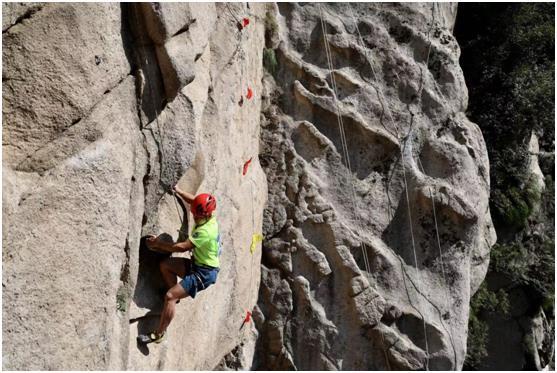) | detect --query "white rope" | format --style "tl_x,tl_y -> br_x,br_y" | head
348,3 -> 460,369
344,3 -> 446,369
399,128 -> 430,369
416,157 -> 450,313
347,5 -> 402,139
318,4 -> 373,282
